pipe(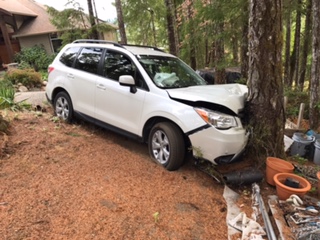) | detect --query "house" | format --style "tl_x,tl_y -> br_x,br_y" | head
0,0 -> 118,67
